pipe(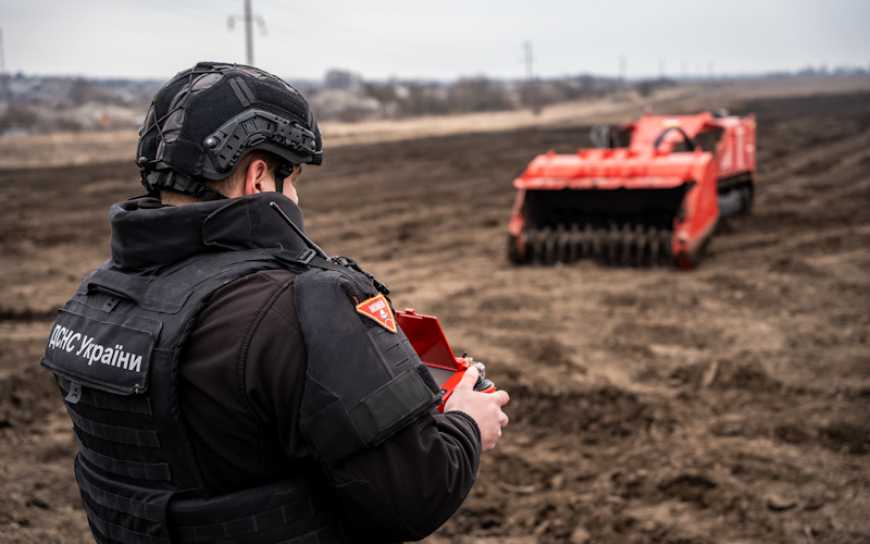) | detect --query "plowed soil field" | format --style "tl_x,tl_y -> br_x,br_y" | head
1,89 -> 869,544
